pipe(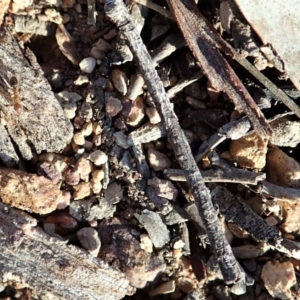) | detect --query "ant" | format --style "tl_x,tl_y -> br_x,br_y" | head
1,75 -> 22,115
